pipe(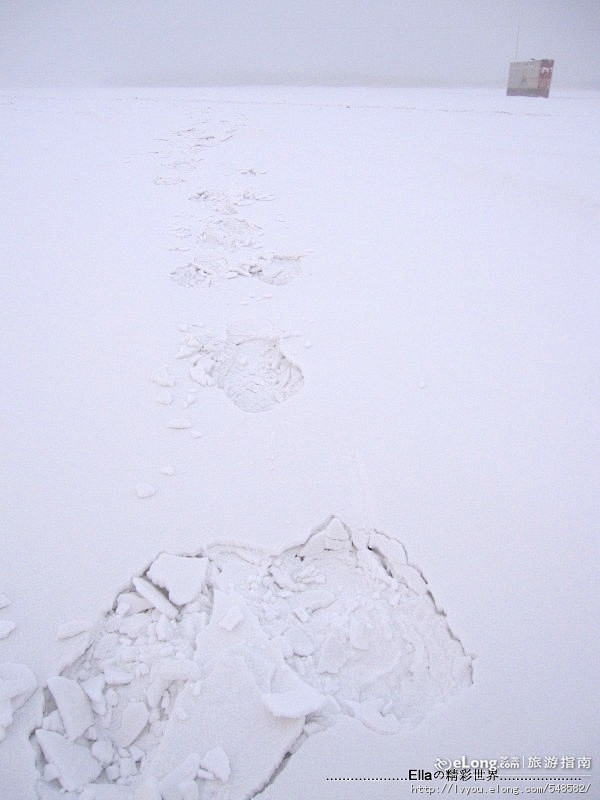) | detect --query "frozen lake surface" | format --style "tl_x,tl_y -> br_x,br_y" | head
1,87 -> 598,798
